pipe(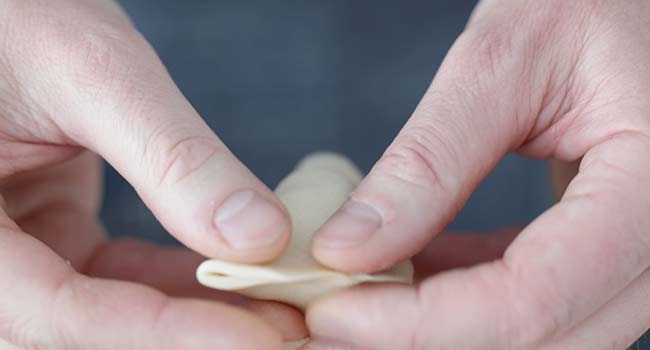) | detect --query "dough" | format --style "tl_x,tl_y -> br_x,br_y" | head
196,153 -> 413,310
